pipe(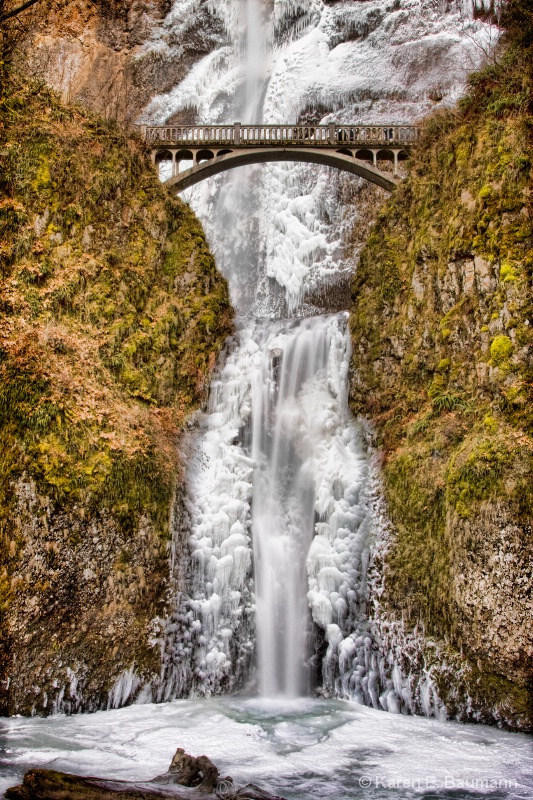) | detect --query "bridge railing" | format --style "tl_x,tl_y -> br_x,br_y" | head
142,123 -> 420,148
